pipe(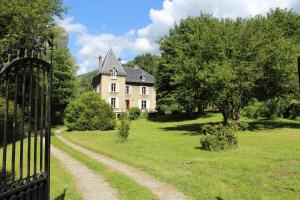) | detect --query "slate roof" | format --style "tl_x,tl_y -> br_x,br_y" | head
123,67 -> 155,84
100,48 -> 126,76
